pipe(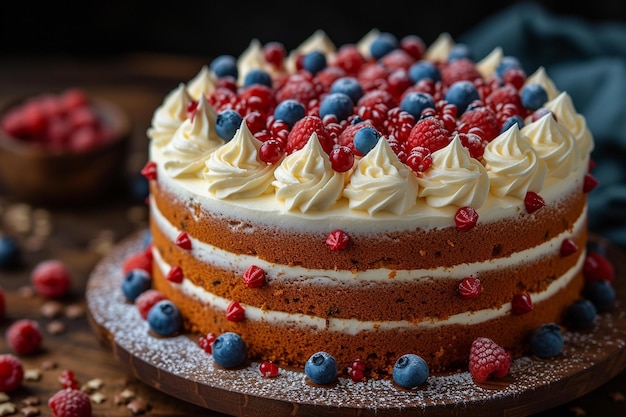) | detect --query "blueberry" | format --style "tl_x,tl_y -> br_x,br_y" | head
273,99 -> 306,127
210,55 -> 238,79
408,61 -> 441,83
448,43 -> 474,62
0,235 -> 20,269
319,92 -> 354,121
500,115 -> 524,133
121,269 -> 152,302
304,351 -> 337,385
444,80 -> 479,114
212,332 -> 247,368
529,323 -> 564,359
564,299 -> 597,330
400,92 -> 436,120
147,299 -> 182,337
392,353 -> 429,389
521,83 -> 548,111
353,126 -> 381,155
216,109 -> 244,141
583,280 -> 616,313
496,56 -> 522,80
330,77 -> 363,104
302,50 -> 327,75
370,32 -> 398,59
243,69 -> 272,88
